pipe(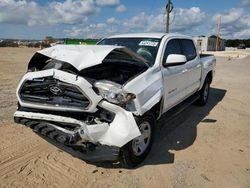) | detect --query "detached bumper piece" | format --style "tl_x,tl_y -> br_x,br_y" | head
14,117 -> 81,145
14,116 -> 120,162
